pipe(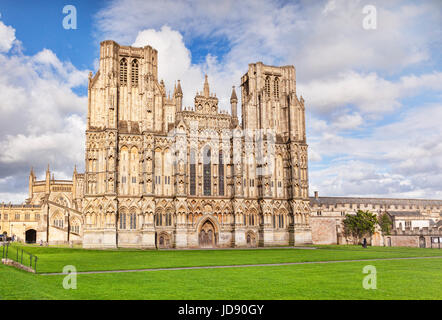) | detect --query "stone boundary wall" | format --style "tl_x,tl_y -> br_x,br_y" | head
385,227 -> 442,248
